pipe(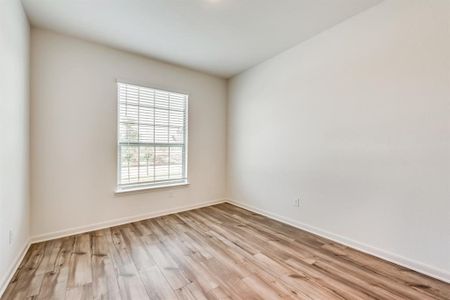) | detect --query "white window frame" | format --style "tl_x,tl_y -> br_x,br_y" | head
115,80 -> 189,193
